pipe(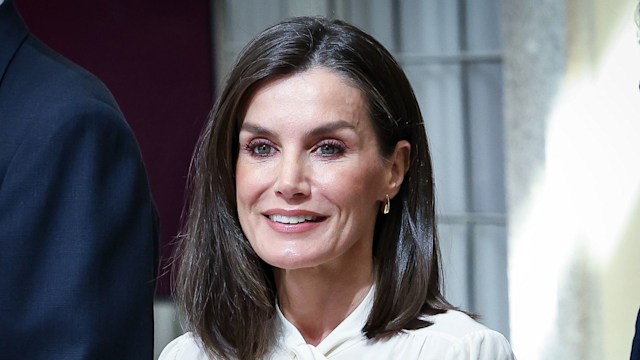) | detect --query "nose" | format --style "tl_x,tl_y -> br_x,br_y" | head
273,153 -> 311,200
